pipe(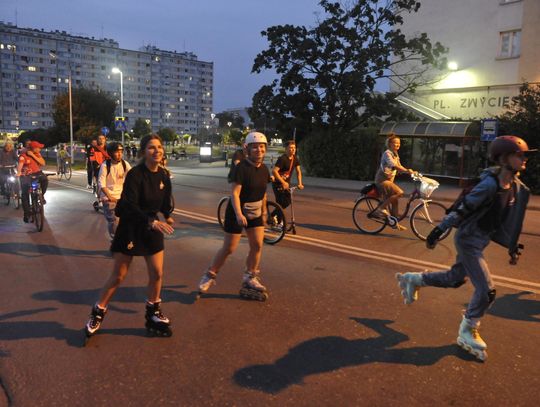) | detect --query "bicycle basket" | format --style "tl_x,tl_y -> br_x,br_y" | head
419,177 -> 439,198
